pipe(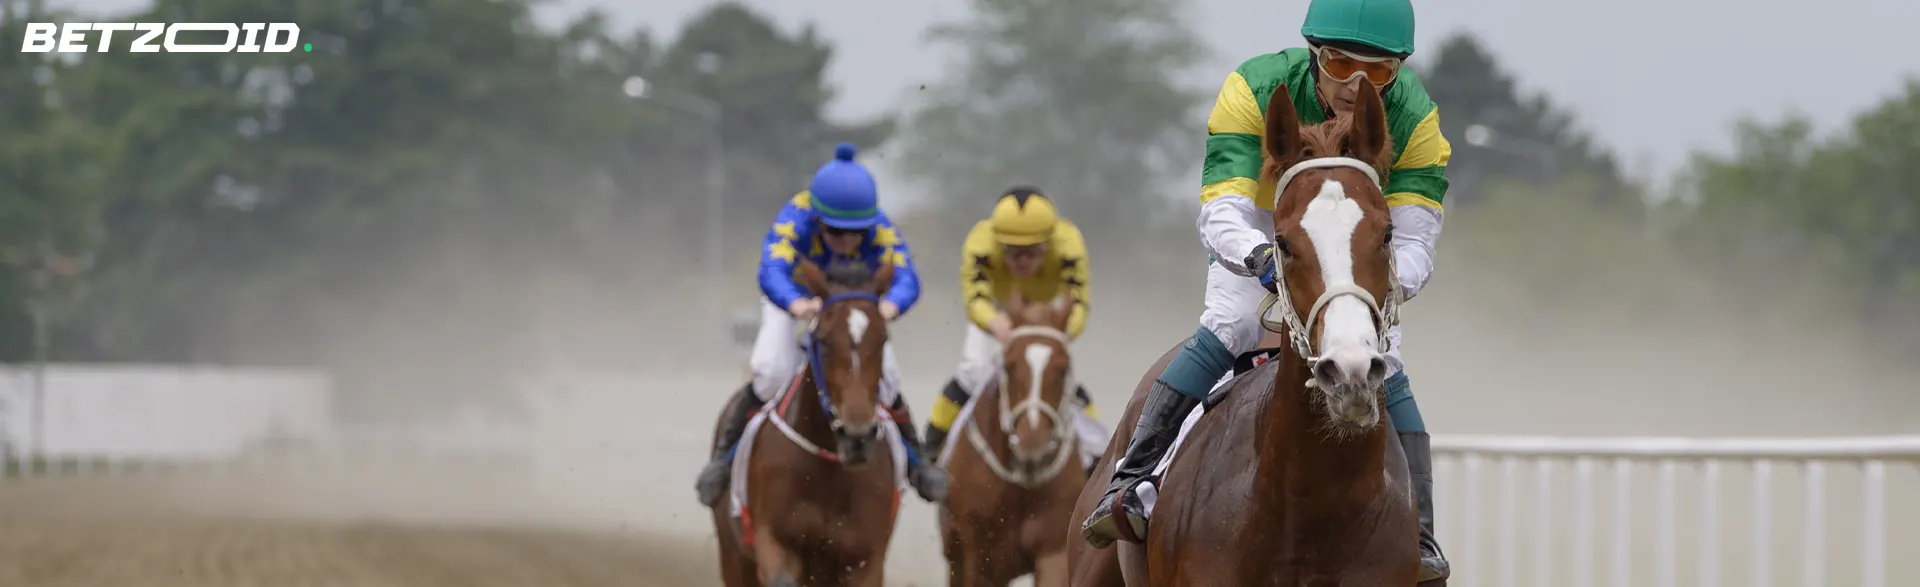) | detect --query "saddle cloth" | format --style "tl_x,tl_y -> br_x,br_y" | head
1135,347 -> 1281,517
